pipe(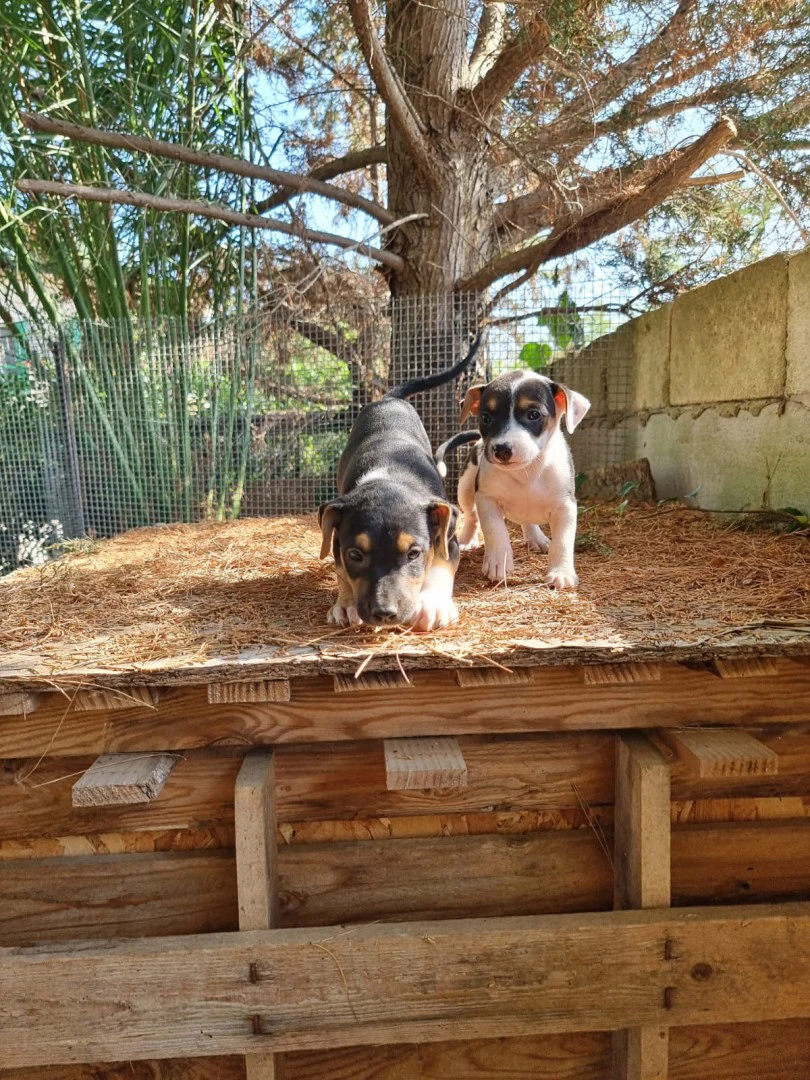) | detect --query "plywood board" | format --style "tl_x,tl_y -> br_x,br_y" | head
72,753 -> 178,806
384,737 -> 468,790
